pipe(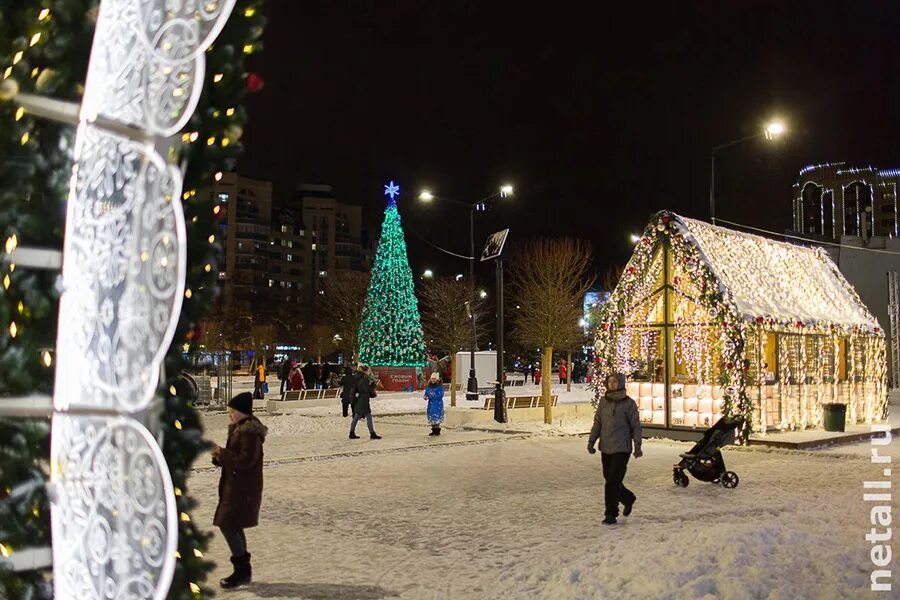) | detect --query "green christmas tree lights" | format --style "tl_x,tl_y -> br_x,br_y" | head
358,183 -> 426,367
